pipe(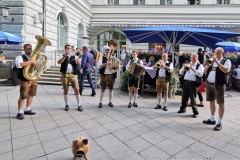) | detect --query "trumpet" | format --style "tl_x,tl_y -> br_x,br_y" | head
205,58 -> 213,66
156,60 -> 164,69
184,63 -> 191,71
